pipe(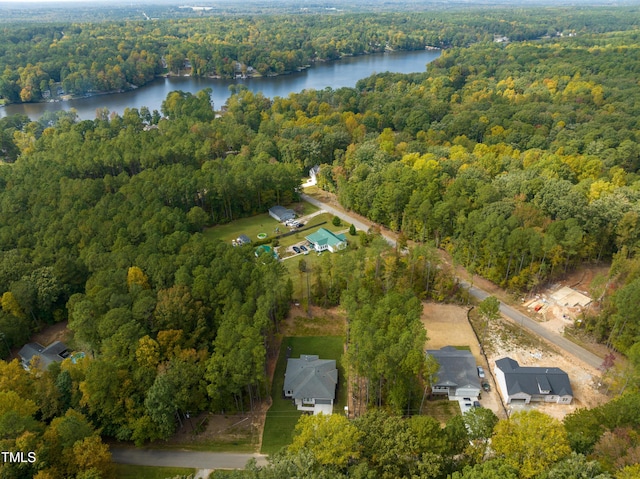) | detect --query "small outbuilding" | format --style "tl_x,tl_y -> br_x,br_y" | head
495,357 -> 573,404
236,234 -> 251,246
283,354 -> 337,415
269,205 -> 296,223
18,341 -> 70,371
